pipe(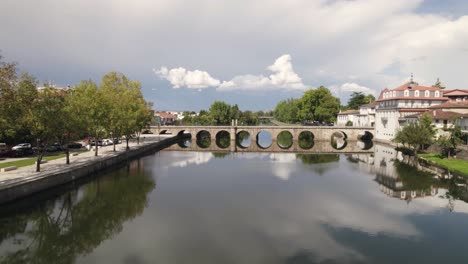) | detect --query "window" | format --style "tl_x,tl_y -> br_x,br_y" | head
435,91 -> 440,97
392,91 -> 396,97
404,90 -> 409,97
425,90 -> 430,97
415,90 -> 420,97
